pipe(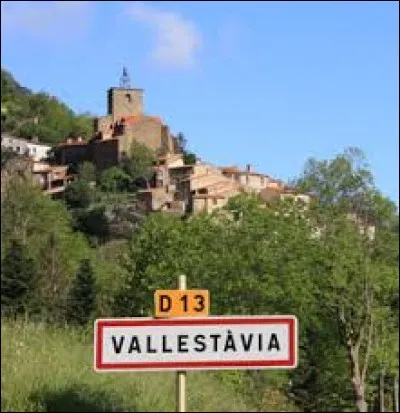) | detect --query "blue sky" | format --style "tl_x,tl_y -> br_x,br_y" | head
1,1 -> 399,203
